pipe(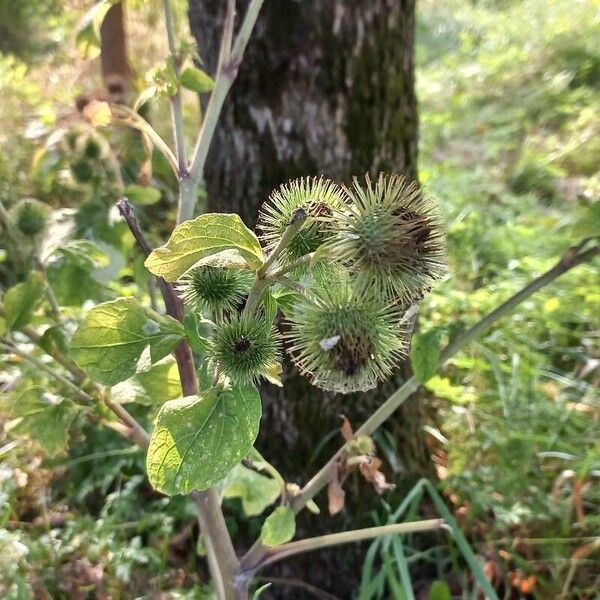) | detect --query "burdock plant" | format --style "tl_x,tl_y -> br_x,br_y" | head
327,173 -> 446,302
5,3 -> 594,599
11,198 -> 49,237
210,314 -> 280,386
285,282 -> 408,393
178,265 -> 252,316
258,176 -> 345,262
